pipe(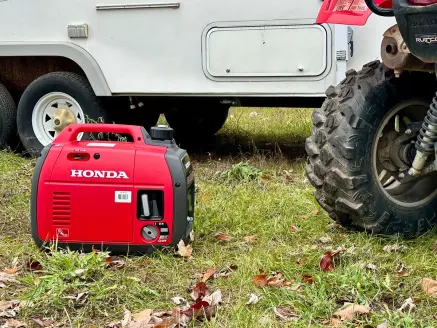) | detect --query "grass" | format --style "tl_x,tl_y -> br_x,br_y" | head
1,107 -> 437,327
